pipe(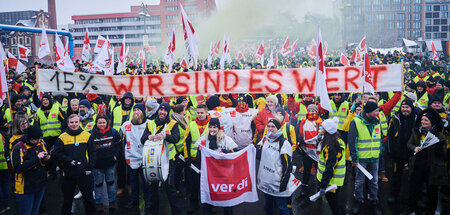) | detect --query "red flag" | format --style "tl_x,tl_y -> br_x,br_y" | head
81,29 -> 91,62
17,44 -> 30,62
363,48 -> 375,94
237,50 -> 246,62
214,40 -> 221,55
340,53 -> 349,66
431,41 -> 439,60
180,57 -> 188,69
117,34 -> 127,73
94,35 -> 107,53
255,41 -> 264,59
315,26 -> 332,112
357,36 -> 367,55
307,39 -> 317,59
279,37 -> 291,56
180,4 -> 199,69
290,39 -> 298,57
